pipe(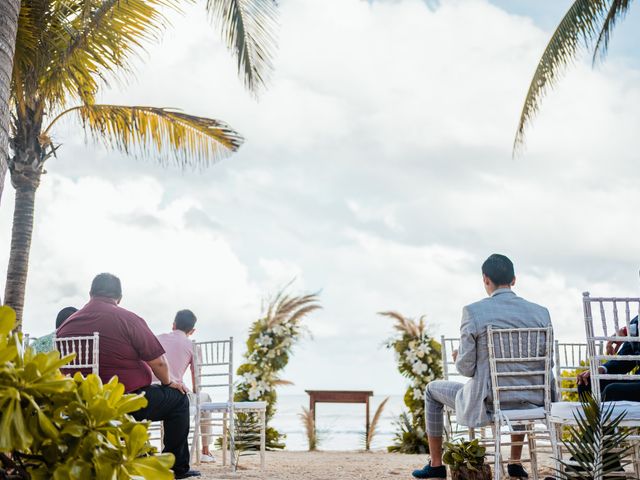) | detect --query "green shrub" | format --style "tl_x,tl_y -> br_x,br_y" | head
0,306 -> 174,479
